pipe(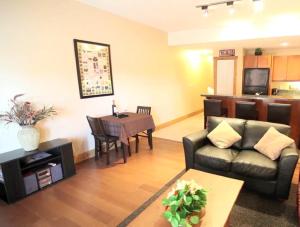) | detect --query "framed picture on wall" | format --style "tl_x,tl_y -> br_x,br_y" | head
74,39 -> 114,99
219,49 -> 235,57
